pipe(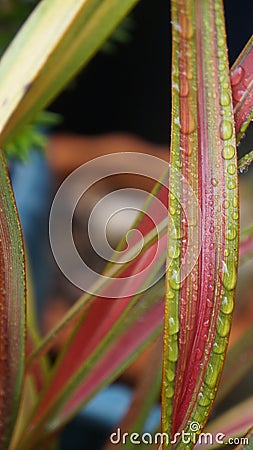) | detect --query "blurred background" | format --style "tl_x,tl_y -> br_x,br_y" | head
0,0 -> 253,448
